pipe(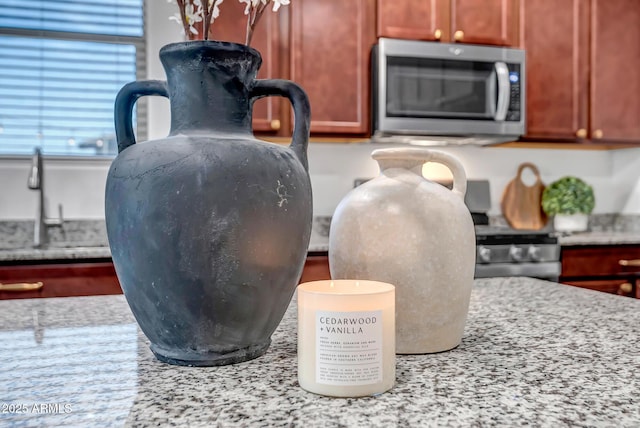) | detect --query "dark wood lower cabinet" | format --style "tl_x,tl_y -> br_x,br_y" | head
0,255 -> 332,300
299,255 -> 331,283
562,278 -> 638,298
0,261 -> 122,300
560,245 -> 640,298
